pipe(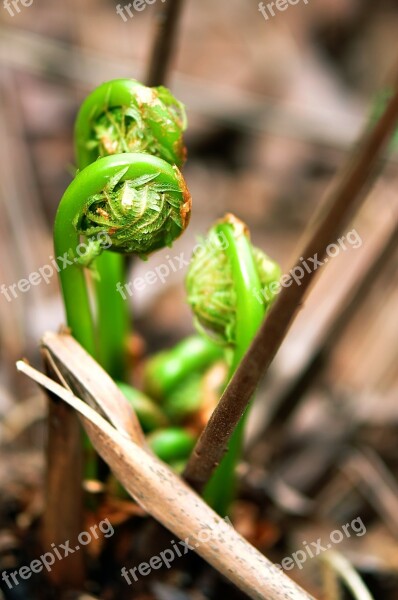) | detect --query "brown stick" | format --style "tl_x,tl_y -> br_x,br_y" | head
40,322 -> 147,588
183,73 -> 398,492
42,364 -> 85,588
17,357 -> 316,600
145,0 -> 185,87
